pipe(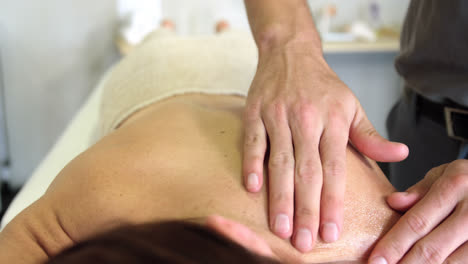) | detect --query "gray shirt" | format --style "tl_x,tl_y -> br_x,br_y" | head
395,0 -> 468,106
